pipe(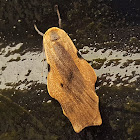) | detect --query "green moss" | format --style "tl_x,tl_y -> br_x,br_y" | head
103,41 -> 120,47
80,49 -> 89,54
5,83 -> 13,86
93,58 -> 107,63
134,59 -> 140,65
124,100 -> 140,113
120,59 -> 133,68
127,123 -> 140,136
0,94 -> 53,140
4,51 -> 11,57
129,37 -> 139,44
0,131 -> 18,140
91,58 -> 106,69
11,47 -> 23,55
0,86 -> 72,139
0,82 -> 139,139
105,59 -> 121,67
8,56 -> 21,62
4,46 -> 23,57
86,21 -> 95,30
